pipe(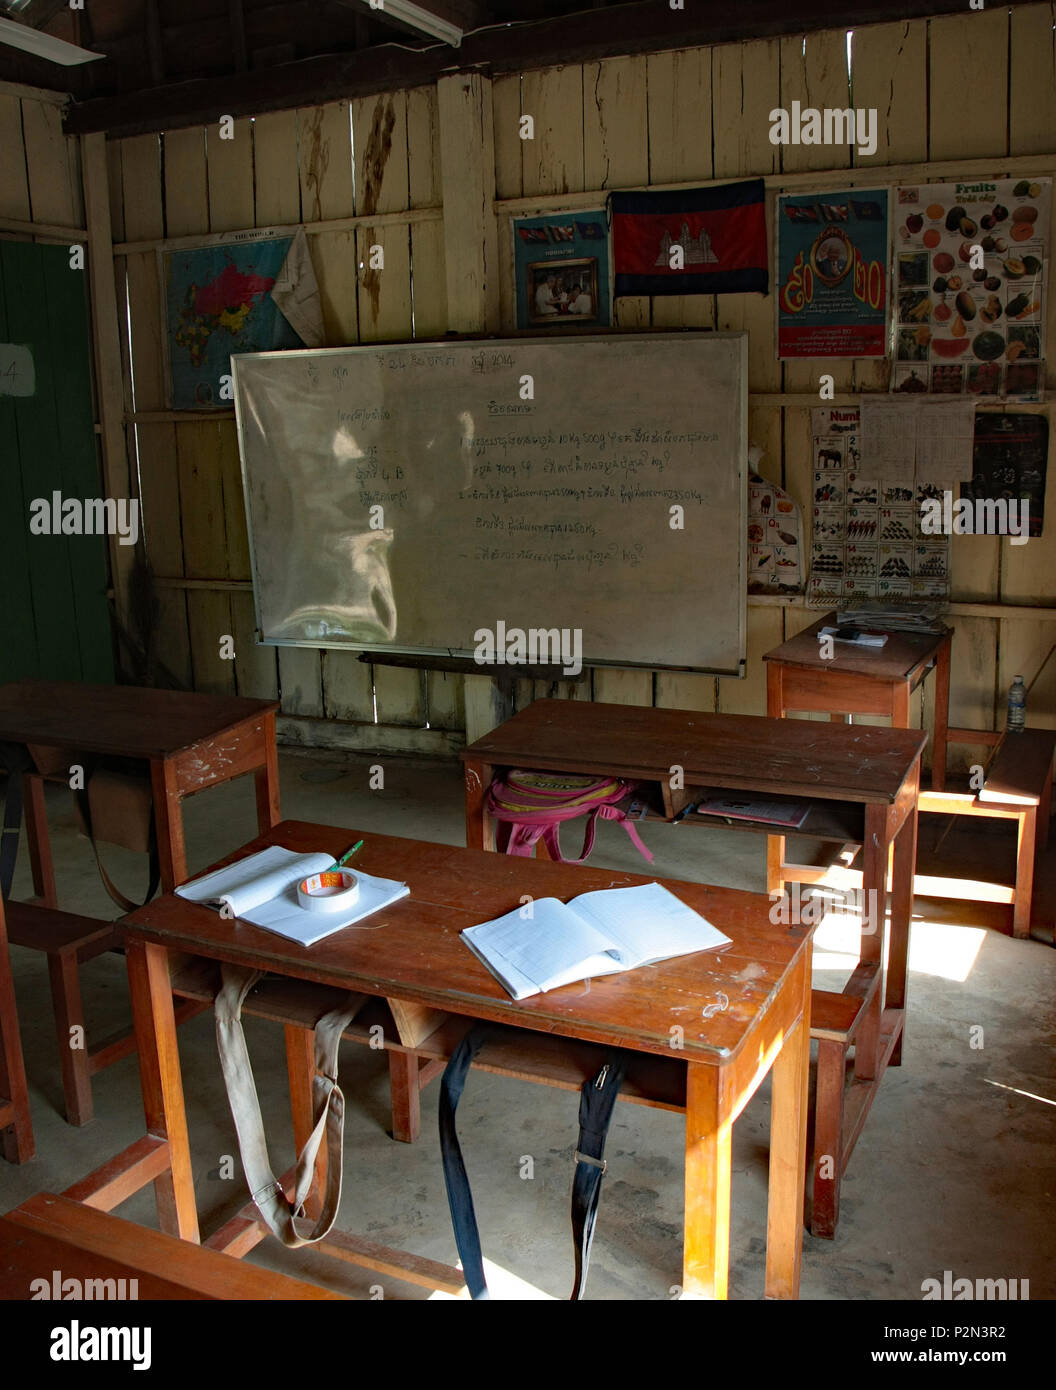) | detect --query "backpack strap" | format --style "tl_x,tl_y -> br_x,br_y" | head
214,962 -> 366,1248
439,1022 -> 627,1300
73,780 -> 161,913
